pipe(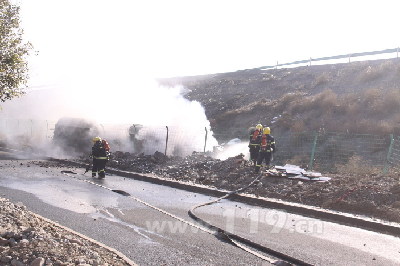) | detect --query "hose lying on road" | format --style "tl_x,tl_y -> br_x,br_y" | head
60,166 -> 312,265
188,174 -> 312,266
